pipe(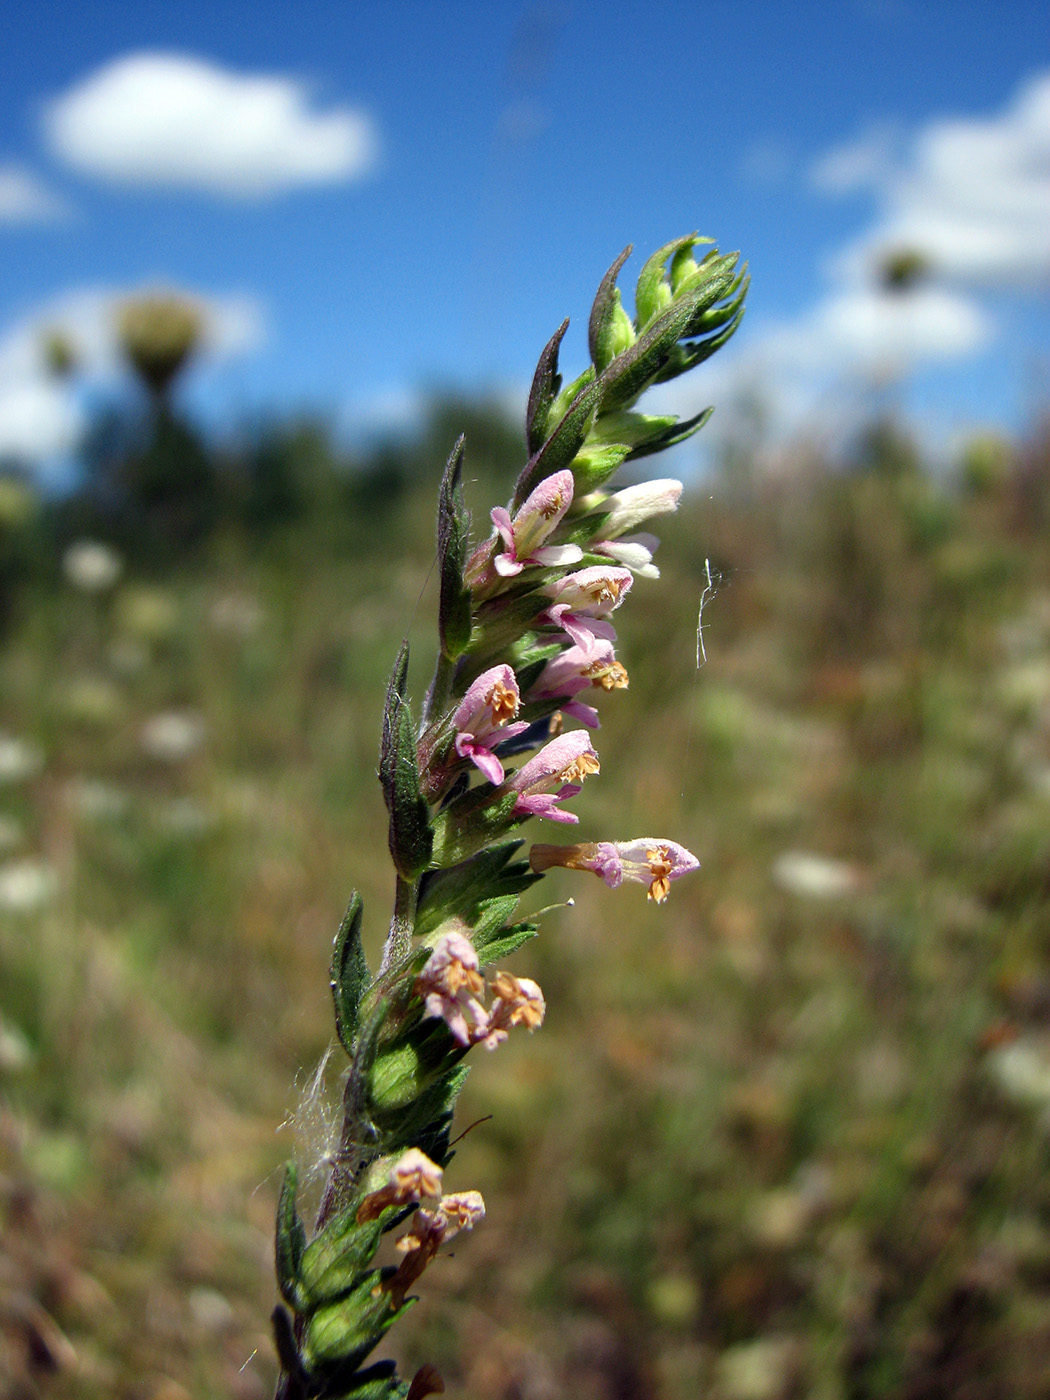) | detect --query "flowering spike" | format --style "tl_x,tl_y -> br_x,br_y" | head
271,230 -> 744,1399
